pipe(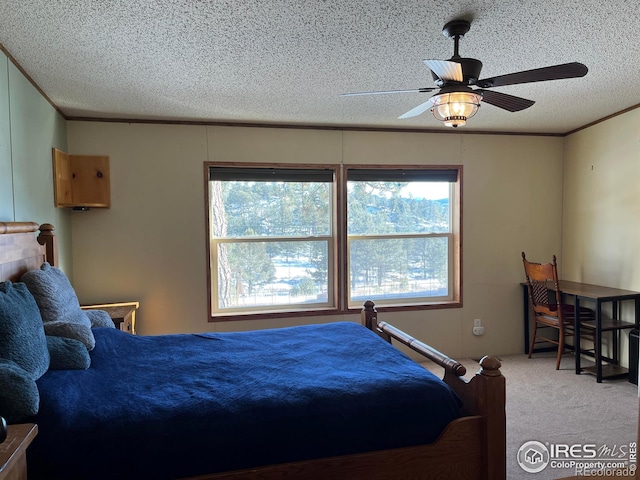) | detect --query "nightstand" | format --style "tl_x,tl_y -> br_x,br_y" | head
82,301 -> 139,334
0,423 -> 37,480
